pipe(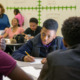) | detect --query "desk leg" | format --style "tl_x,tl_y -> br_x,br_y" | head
13,46 -> 16,51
